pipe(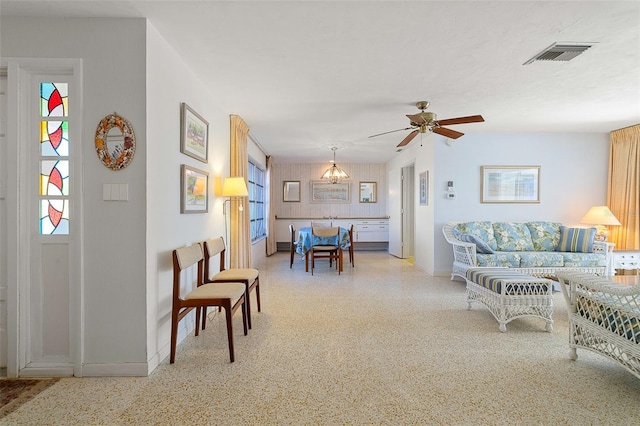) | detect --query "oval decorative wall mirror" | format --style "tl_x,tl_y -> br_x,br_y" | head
95,112 -> 136,170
